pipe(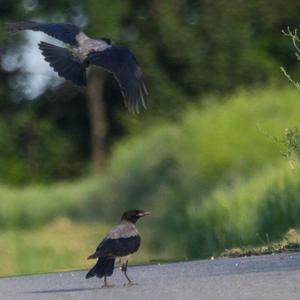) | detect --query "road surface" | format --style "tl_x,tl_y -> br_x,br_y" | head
1,252 -> 300,299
